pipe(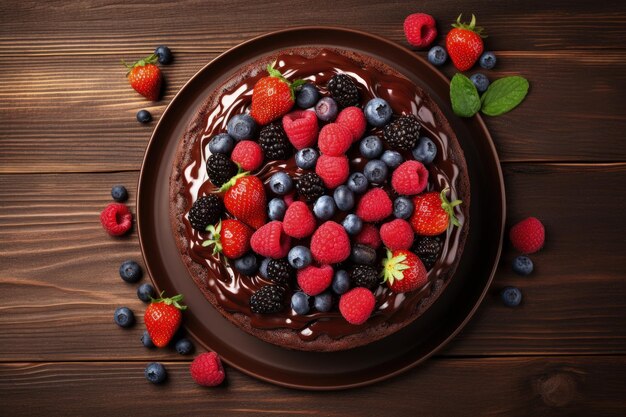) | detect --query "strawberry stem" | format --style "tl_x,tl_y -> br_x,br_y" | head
439,187 -> 463,228
381,250 -> 410,286
218,169 -> 249,193
266,61 -> 306,101
451,13 -> 487,38
150,291 -> 188,310
202,220 -> 223,255
122,53 -> 159,76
